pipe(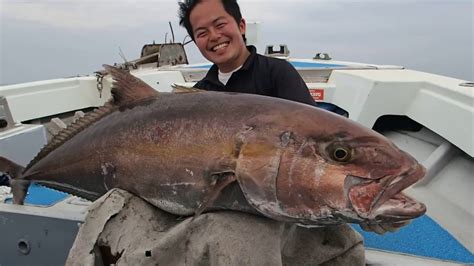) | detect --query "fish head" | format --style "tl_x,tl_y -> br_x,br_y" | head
238,107 -> 427,226
274,115 -> 427,225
